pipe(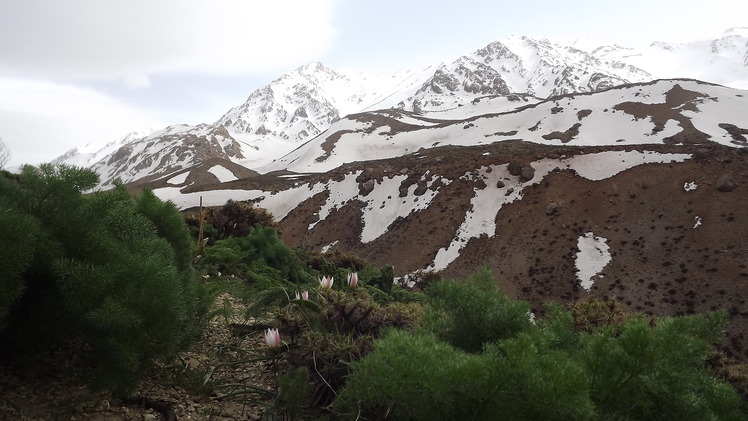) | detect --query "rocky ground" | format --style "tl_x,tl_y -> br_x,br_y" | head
0,292 -> 278,420
268,142 -> 748,362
